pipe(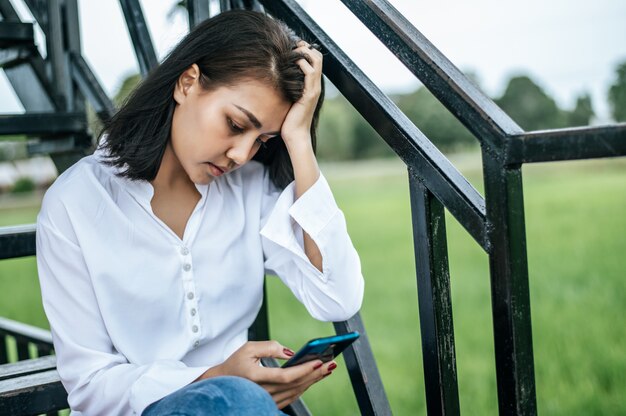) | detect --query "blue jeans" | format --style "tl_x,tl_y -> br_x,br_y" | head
142,376 -> 283,415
